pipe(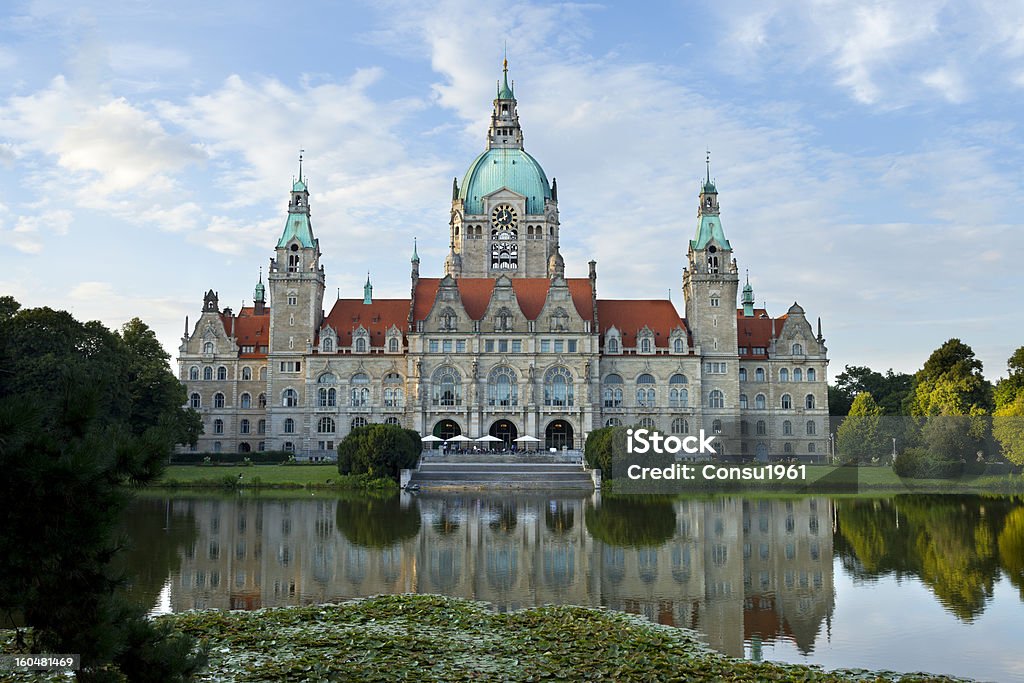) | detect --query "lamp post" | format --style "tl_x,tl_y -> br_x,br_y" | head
892,437 -> 897,461
829,432 -> 836,464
